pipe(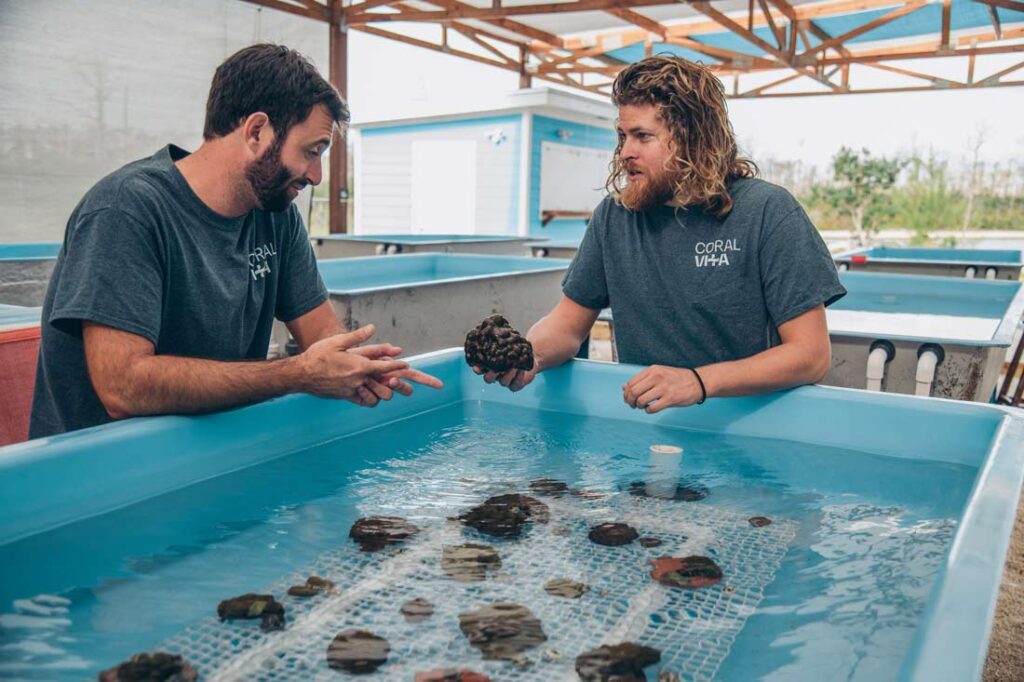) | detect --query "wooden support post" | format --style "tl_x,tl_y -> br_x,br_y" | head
519,45 -> 532,87
328,0 -> 349,234
941,0 -> 951,49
